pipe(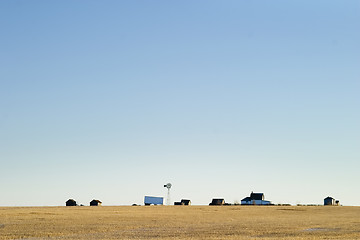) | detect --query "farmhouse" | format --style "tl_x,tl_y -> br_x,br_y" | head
66,199 -> 77,206
241,192 -> 271,205
209,198 -> 225,205
90,199 -> 102,206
